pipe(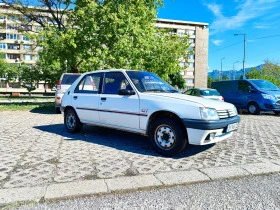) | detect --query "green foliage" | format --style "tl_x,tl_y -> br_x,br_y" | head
246,61 -> 280,86
18,63 -> 40,96
207,76 -> 215,88
168,72 -> 186,89
34,0 -> 190,86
